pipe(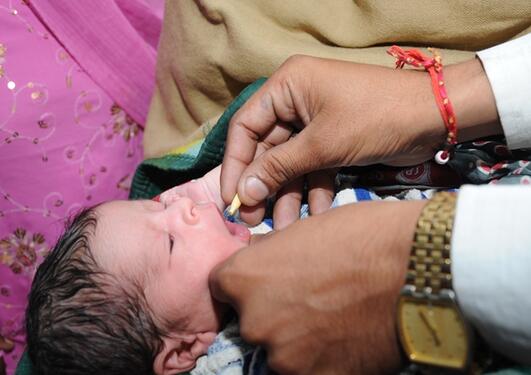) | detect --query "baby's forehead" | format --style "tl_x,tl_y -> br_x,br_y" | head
94,199 -> 158,232
96,199 -> 147,215
92,200 -> 141,246
92,200 -> 159,285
